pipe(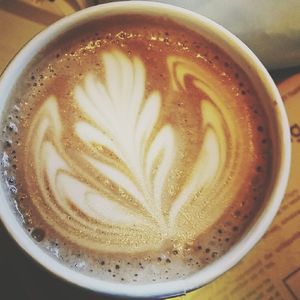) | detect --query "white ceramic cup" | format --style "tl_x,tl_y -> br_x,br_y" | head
0,1 -> 291,299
